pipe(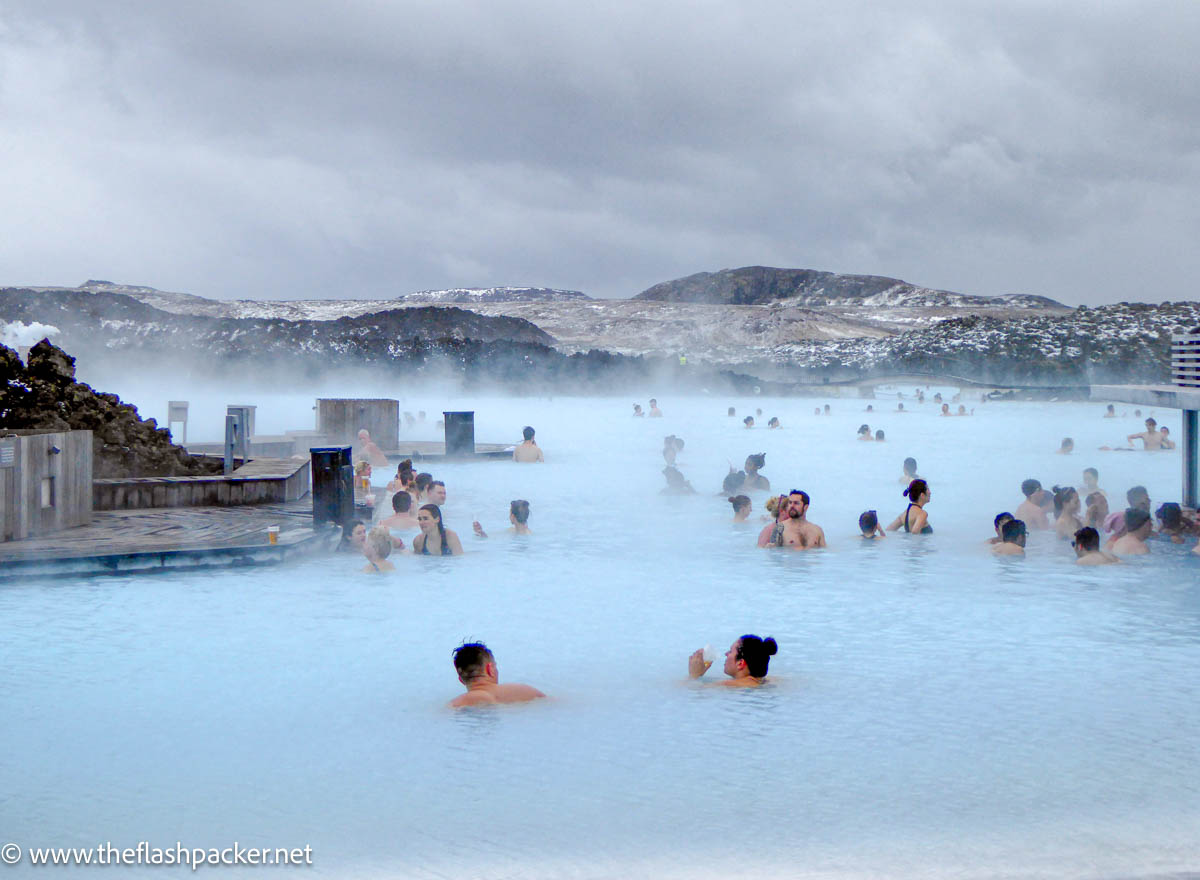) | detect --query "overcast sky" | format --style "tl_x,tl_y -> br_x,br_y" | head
2,1 -> 1197,305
